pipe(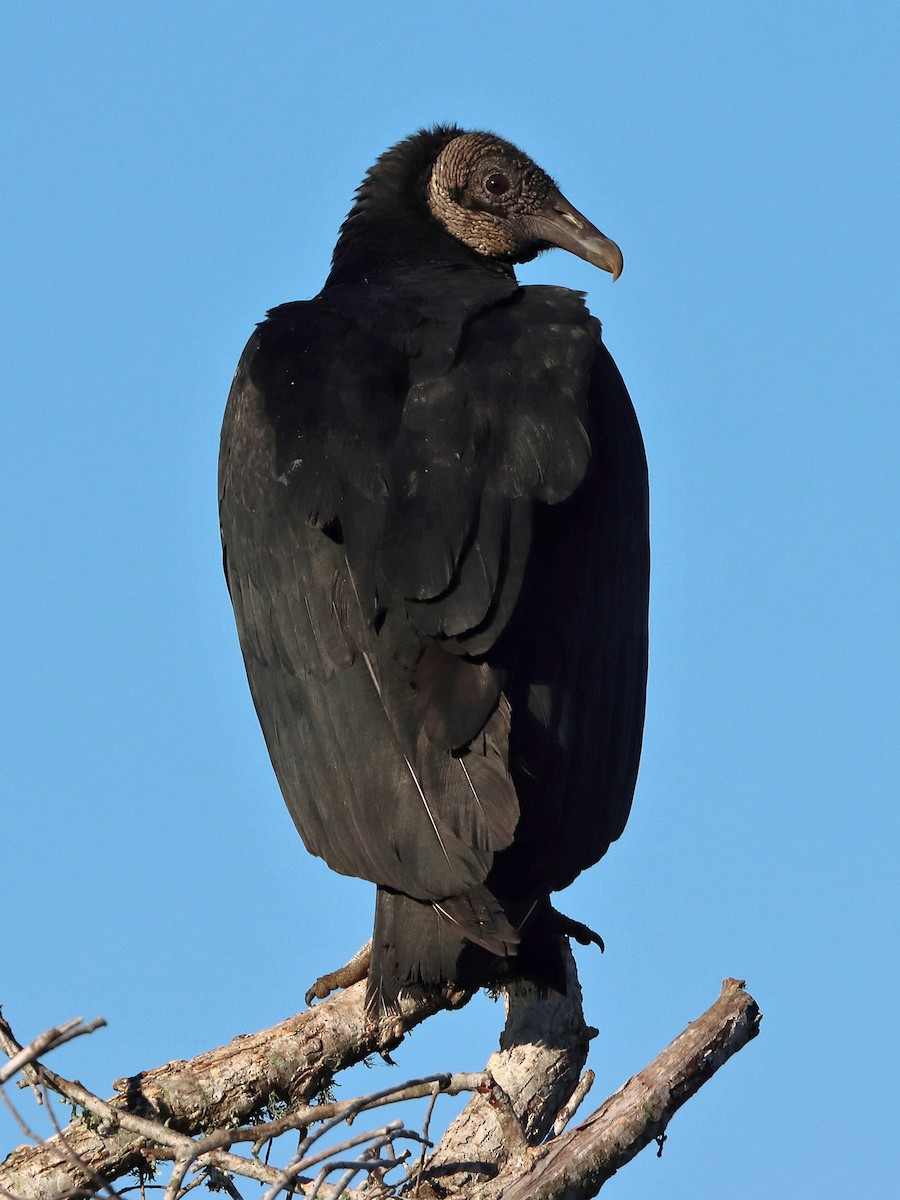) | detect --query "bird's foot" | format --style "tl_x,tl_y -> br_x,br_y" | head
304,939 -> 372,1006
548,908 -> 605,953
